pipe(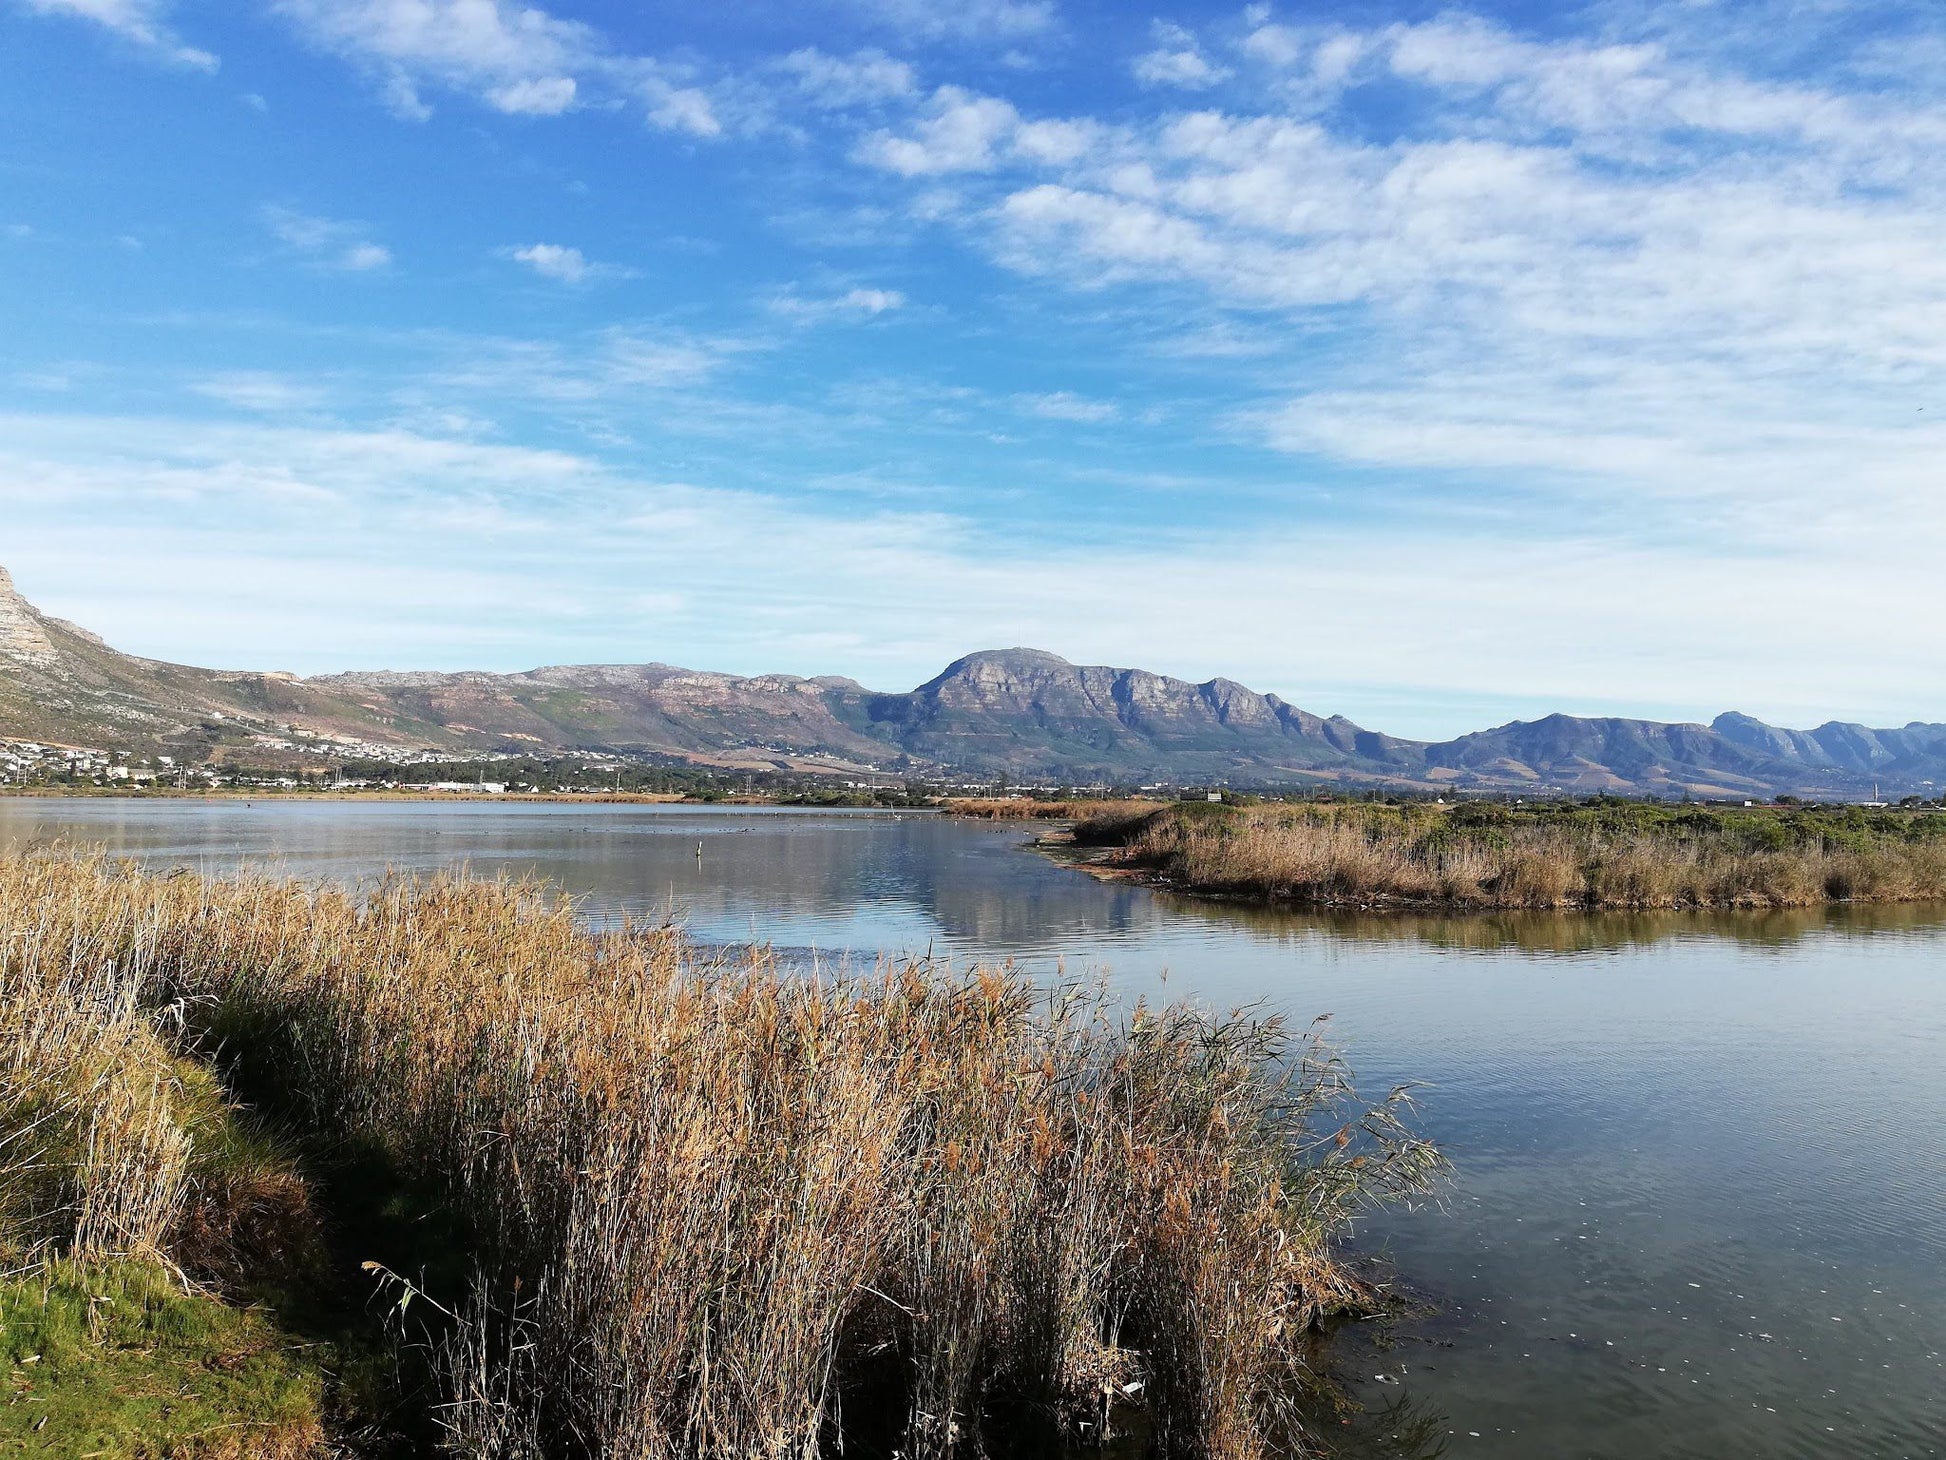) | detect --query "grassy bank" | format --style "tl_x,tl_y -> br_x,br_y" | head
0,852 -> 1439,1458
1072,800 -> 1946,910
